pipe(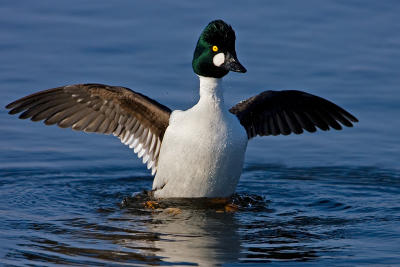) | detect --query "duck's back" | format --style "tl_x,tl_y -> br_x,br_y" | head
152,100 -> 248,198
